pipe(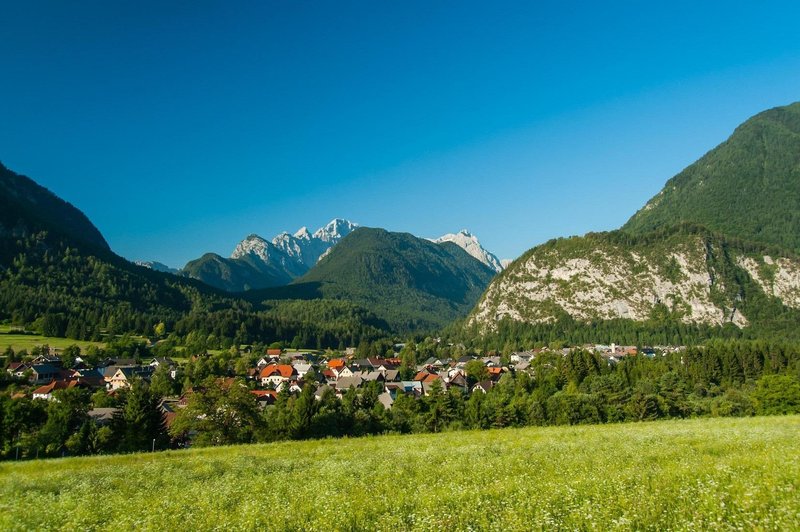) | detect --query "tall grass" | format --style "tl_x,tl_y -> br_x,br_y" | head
2,416 -> 798,530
